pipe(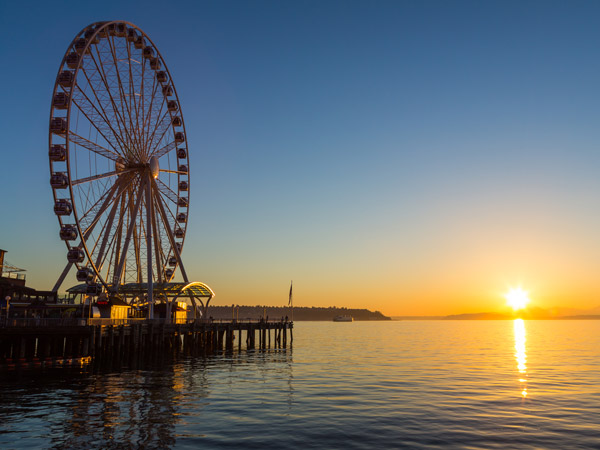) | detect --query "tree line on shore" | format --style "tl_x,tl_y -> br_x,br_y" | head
207,305 -> 391,321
